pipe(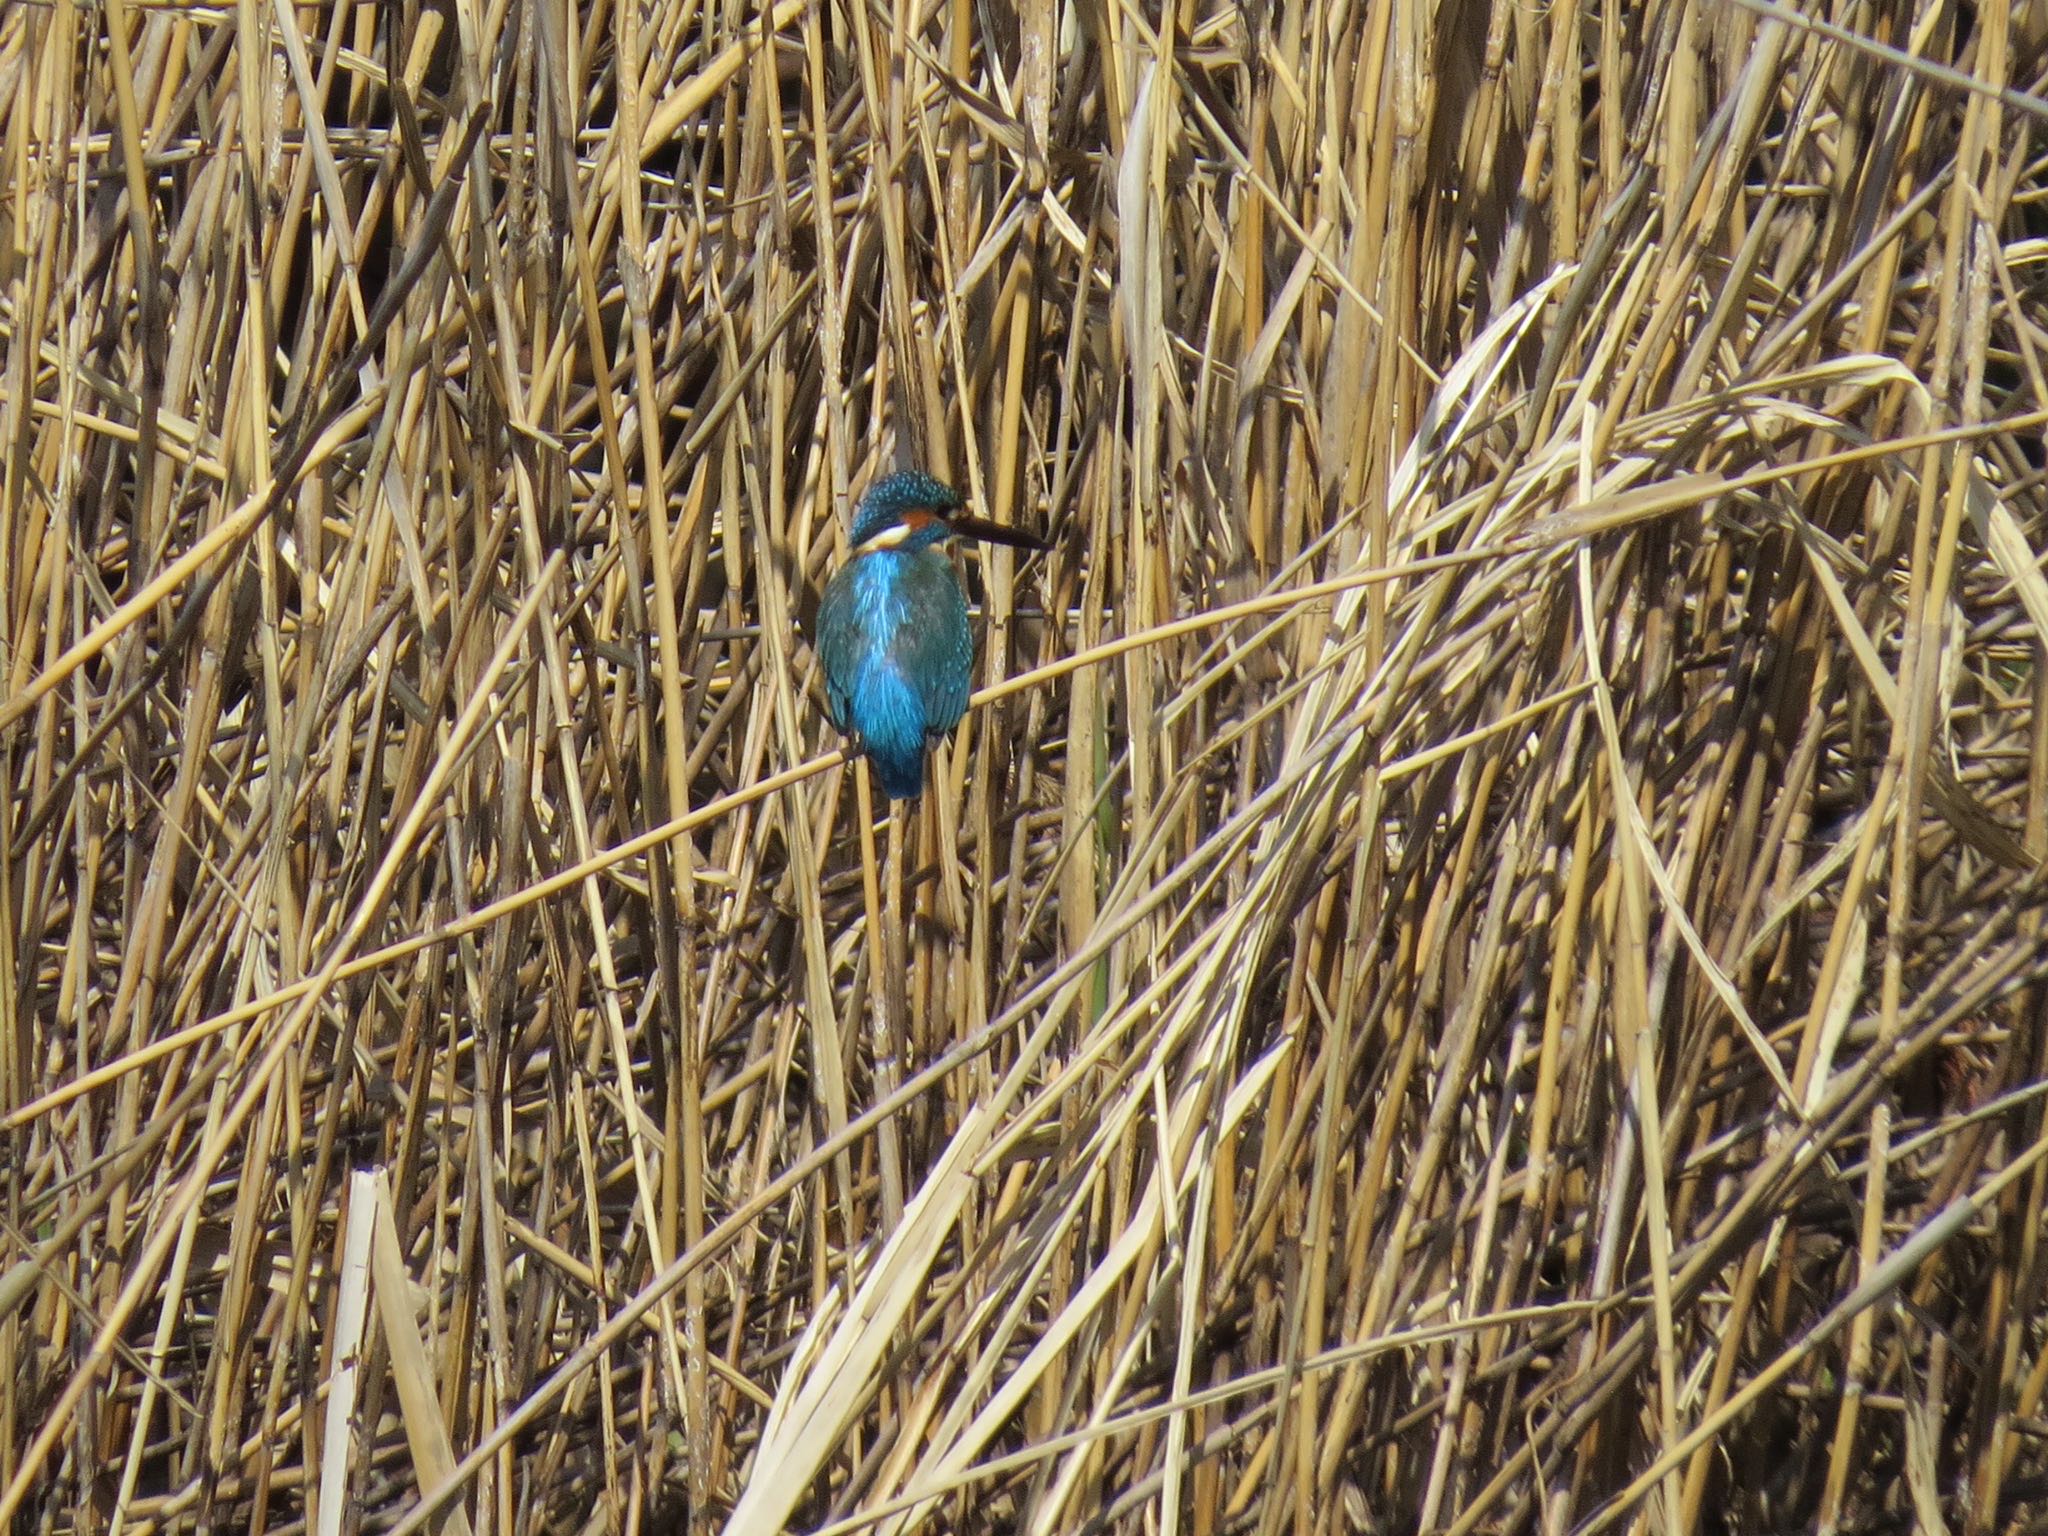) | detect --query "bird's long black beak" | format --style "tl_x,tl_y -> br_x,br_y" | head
948,513 -> 1052,553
